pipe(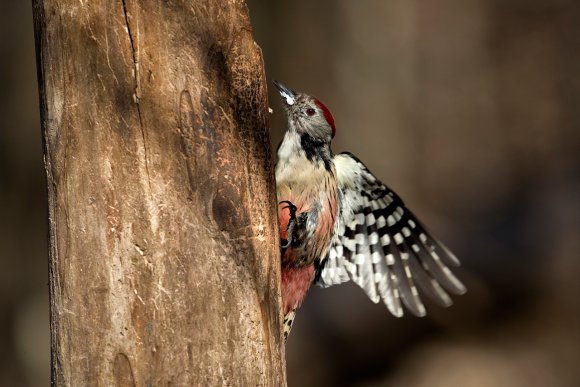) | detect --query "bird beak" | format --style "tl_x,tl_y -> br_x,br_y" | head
273,80 -> 296,106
